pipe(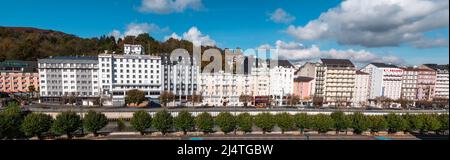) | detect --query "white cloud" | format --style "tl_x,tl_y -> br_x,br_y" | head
269,8 -> 296,24
164,33 -> 182,41
411,38 -> 449,48
108,30 -> 122,41
165,27 -> 216,46
262,40 -> 404,65
139,0 -> 203,14
109,22 -> 169,40
286,0 -> 449,48
124,22 -> 169,37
